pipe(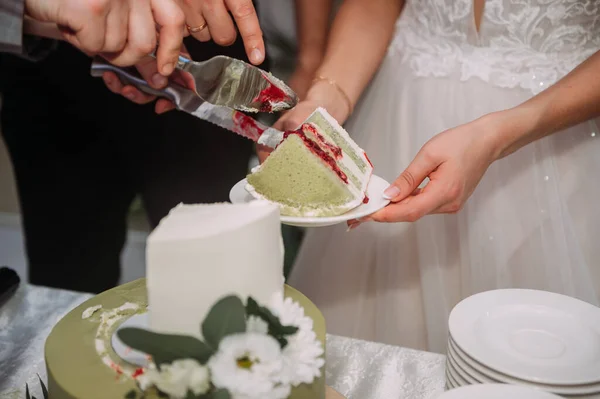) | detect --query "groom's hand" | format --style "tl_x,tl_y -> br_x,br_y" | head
25,0 -> 186,74
102,46 -> 194,114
